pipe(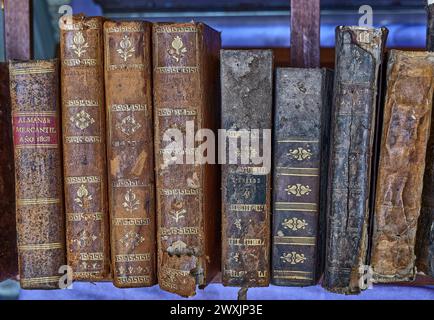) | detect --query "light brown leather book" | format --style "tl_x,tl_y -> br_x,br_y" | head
60,15 -> 111,281
0,63 -> 18,281
104,20 -> 156,288
10,60 -> 66,289
371,50 -> 434,283
152,22 -> 221,297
